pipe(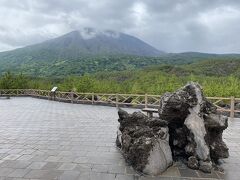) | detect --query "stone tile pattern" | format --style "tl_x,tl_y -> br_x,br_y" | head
0,97 -> 238,180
